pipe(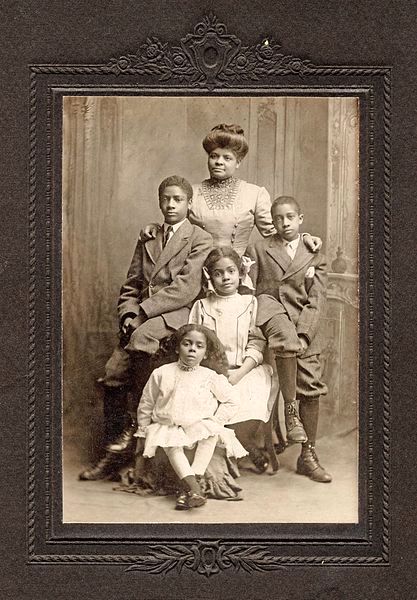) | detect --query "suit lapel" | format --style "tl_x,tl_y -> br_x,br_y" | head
144,229 -> 163,266
265,236 -> 292,273
151,219 -> 191,276
282,239 -> 313,279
